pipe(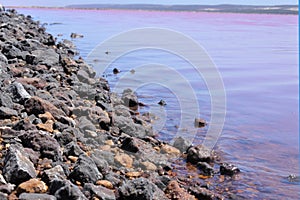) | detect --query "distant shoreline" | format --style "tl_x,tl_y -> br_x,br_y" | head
7,4 -> 299,15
